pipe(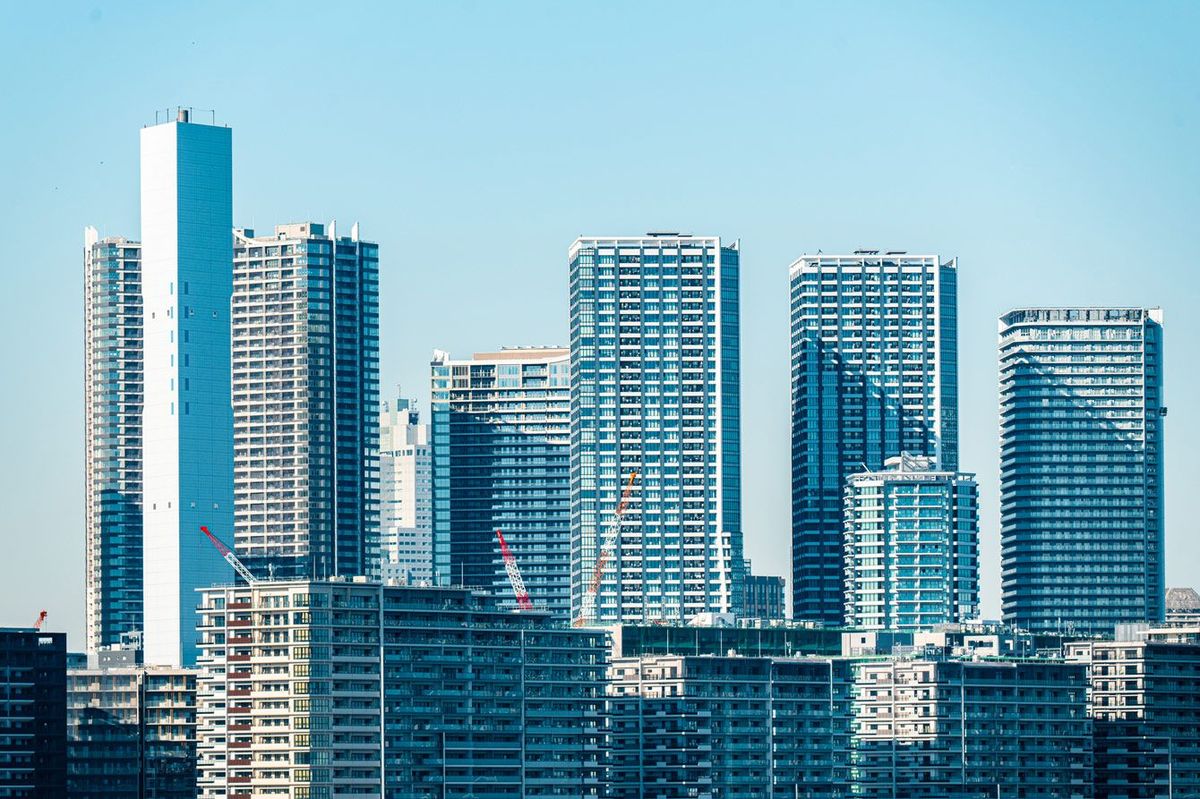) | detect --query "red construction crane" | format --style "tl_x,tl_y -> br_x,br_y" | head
33,611 -> 47,630
495,529 -> 534,611
574,471 -> 639,627
200,526 -> 259,584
